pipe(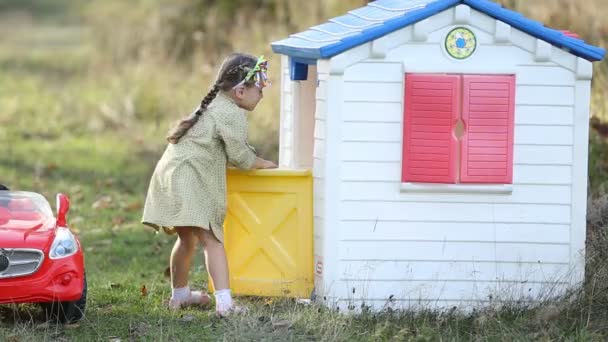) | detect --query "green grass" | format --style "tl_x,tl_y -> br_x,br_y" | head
1,0 -> 608,340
